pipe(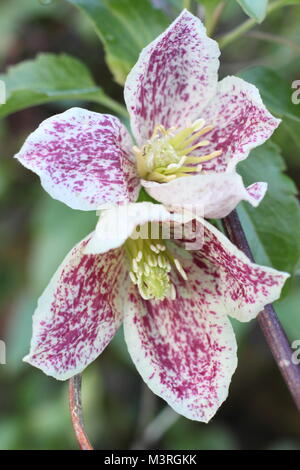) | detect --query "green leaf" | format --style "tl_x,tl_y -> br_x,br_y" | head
238,66 -> 300,123
65,0 -> 170,85
276,276 -> 300,342
237,141 -> 300,275
236,0 -> 268,23
0,53 -> 127,118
